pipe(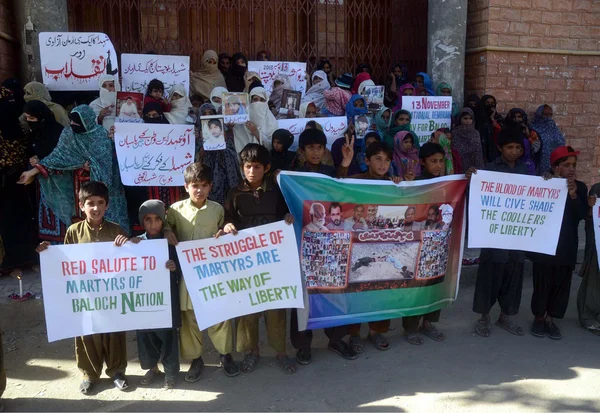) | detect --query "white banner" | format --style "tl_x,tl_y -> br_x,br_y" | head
248,61 -> 307,96
277,116 -> 347,151
40,239 -> 172,342
402,96 -> 452,145
121,53 -> 190,95
39,32 -> 118,91
468,170 -> 568,255
114,123 -> 195,186
176,221 -> 304,331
